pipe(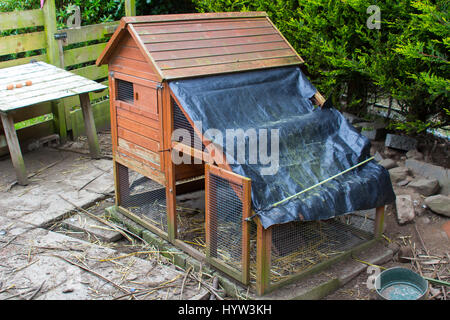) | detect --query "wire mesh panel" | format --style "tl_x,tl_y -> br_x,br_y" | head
116,163 -> 168,234
173,101 -> 205,151
269,210 -> 375,283
205,164 -> 251,284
